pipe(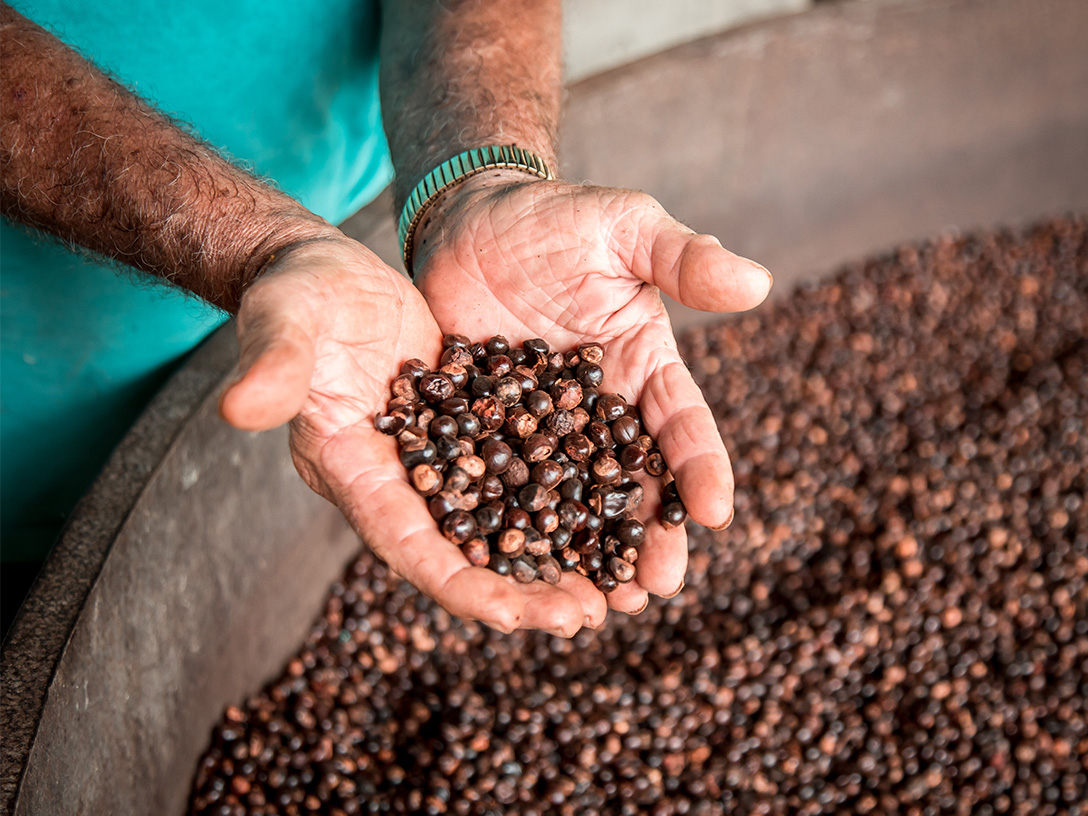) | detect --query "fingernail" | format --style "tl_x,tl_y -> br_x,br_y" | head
708,507 -> 735,531
631,598 -> 649,615
661,579 -> 685,600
